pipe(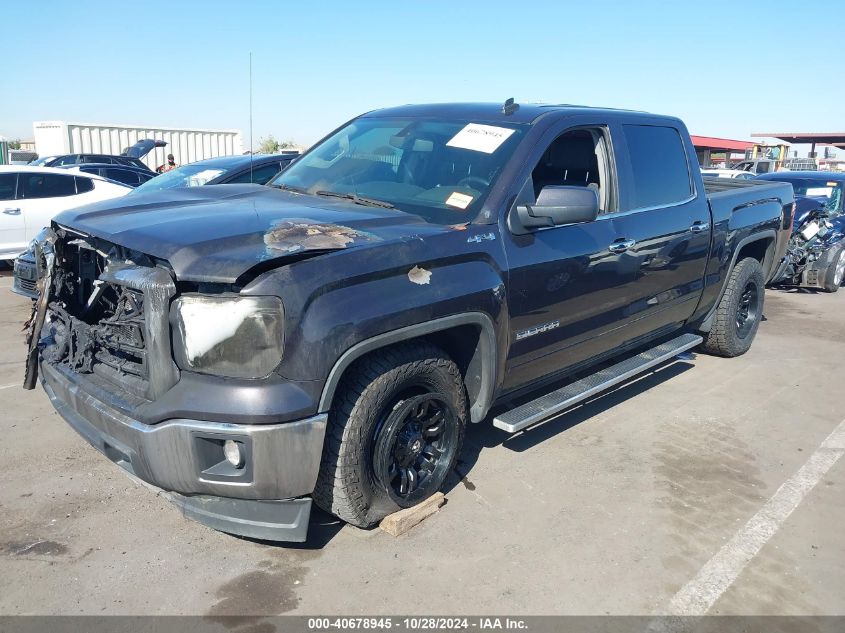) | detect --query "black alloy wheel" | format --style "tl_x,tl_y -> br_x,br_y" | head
735,281 -> 760,338
373,393 -> 460,506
